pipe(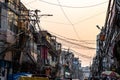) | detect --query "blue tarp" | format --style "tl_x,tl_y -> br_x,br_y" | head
8,72 -> 32,80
